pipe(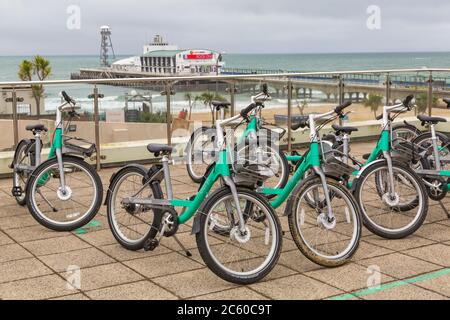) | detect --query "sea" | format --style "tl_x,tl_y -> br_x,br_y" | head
0,52 -> 449,114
